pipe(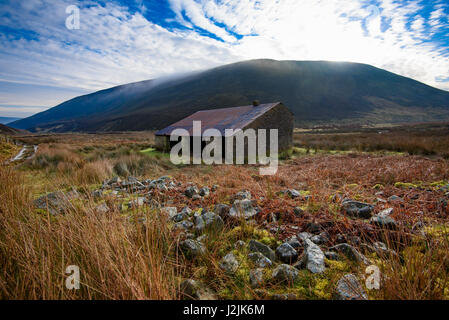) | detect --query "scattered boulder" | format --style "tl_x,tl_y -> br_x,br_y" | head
214,204 -> 231,220
161,207 -> 178,220
311,232 -> 329,245
219,253 -> 239,274
276,243 -> 298,263
229,199 -> 257,220
341,199 -> 374,218
180,239 -> 205,258
330,243 -> 369,265
370,215 -> 398,230
202,212 -> 224,232
272,264 -> 299,283
34,191 -> 74,215
248,240 -> 276,261
94,203 -> 110,214
91,190 -> 103,199
297,232 -> 313,243
248,252 -> 273,268
282,189 -> 301,199
174,221 -> 194,231
180,279 -> 217,300
127,197 -> 146,208
324,251 -> 340,261
333,274 -> 368,300
234,190 -> 251,201
286,237 -> 302,249
249,269 -> 264,288
301,239 -> 325,274
199,187 -> 210,197
185,186 -> 199,198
